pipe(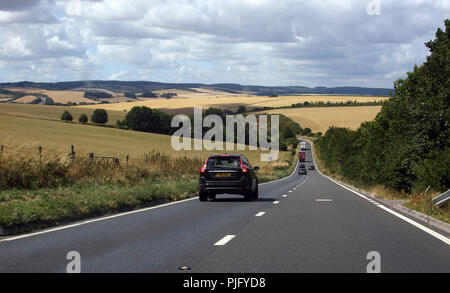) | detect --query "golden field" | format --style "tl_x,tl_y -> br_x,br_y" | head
0,111 -> 288,166
14,95 -> 38,103
5,88 -> 96,104
257,106 -> 383,133
76,92 -> 387,113
4,87 -> 388,114
0,103 -> 126,125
